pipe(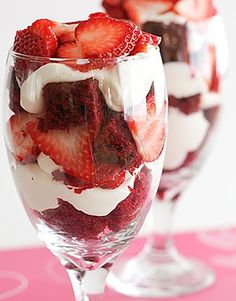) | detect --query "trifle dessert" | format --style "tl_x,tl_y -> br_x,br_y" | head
4,13 -> 167,298
103,0 -> 227,298
102,0 -> 226,198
